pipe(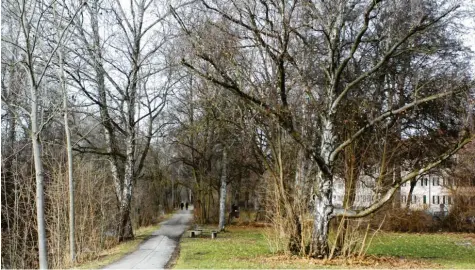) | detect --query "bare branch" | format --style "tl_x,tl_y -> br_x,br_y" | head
333,134 -> 475,218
